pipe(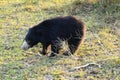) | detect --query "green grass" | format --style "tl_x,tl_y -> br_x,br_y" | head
0,0 -> 120,80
